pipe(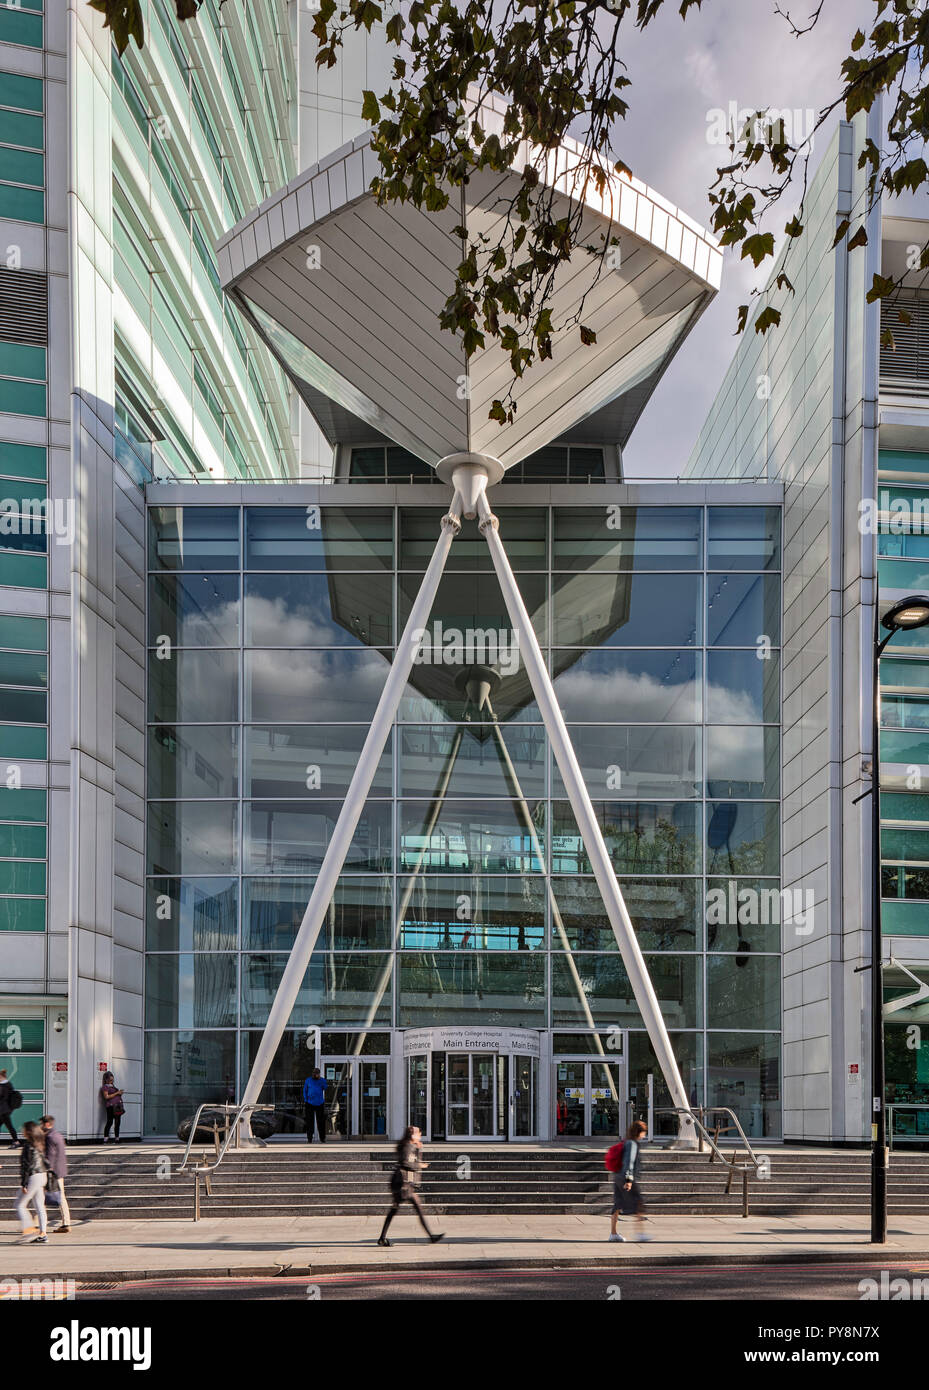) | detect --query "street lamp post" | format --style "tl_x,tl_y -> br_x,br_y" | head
869,594 -> 929,1244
